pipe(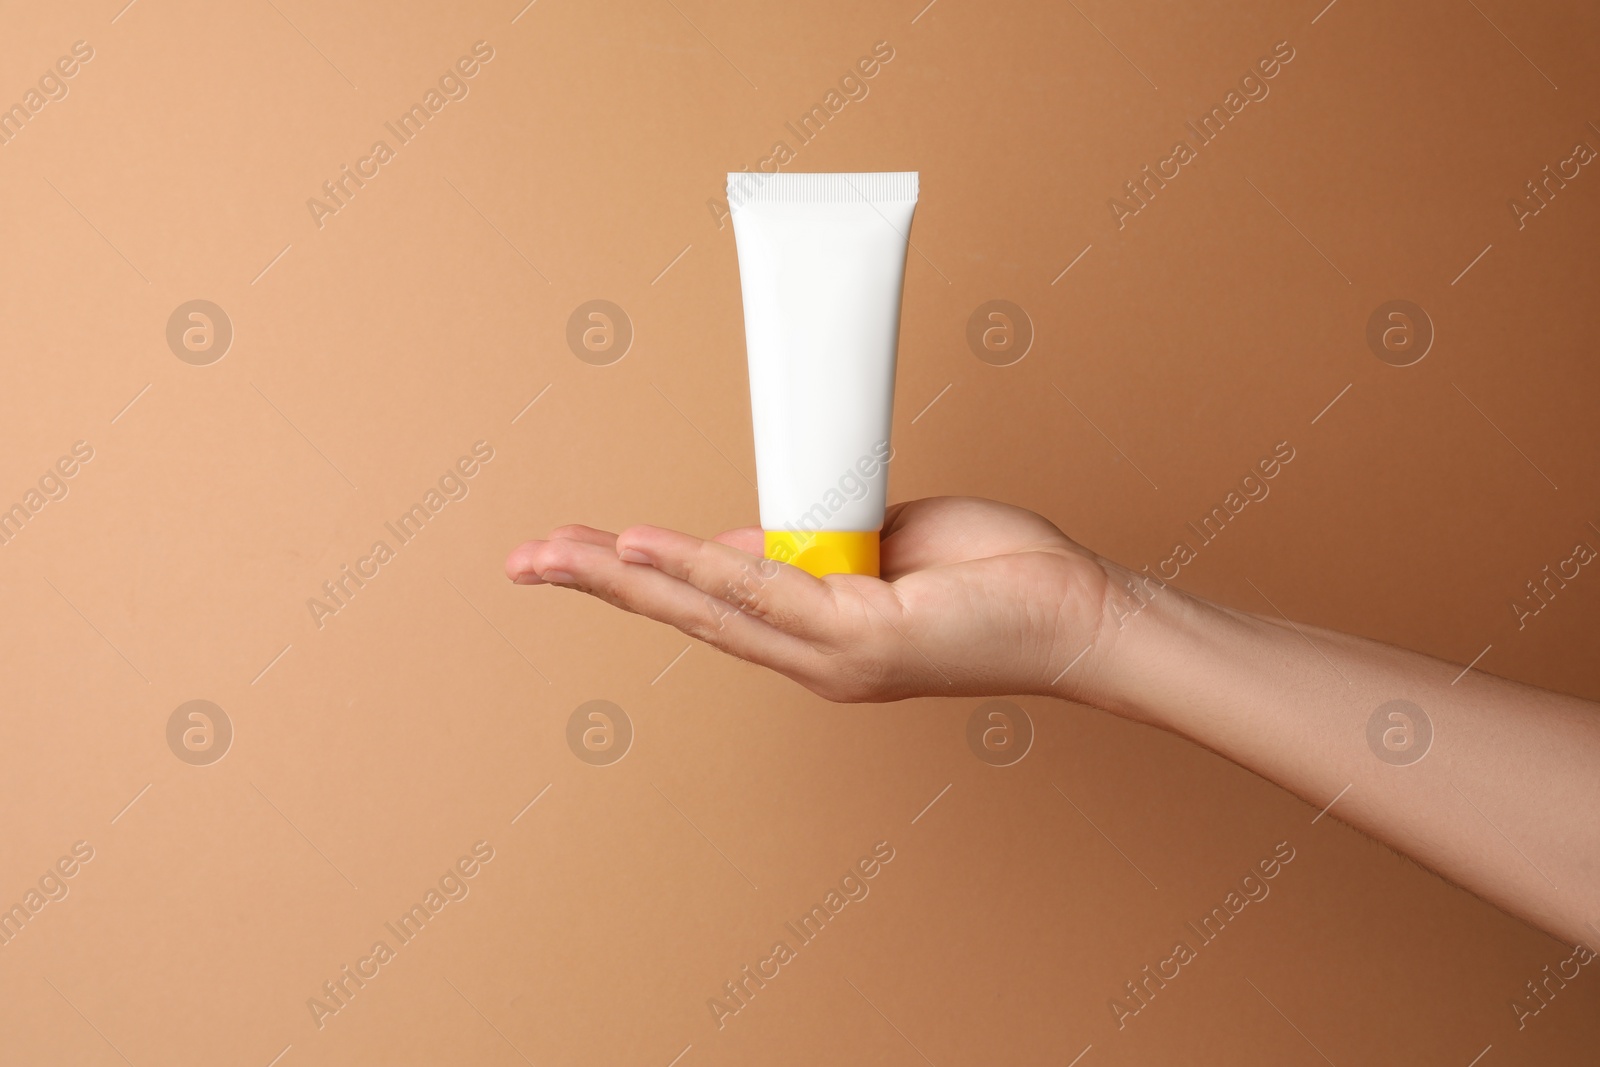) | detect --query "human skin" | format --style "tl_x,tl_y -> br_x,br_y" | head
505,496 -> 1600,947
